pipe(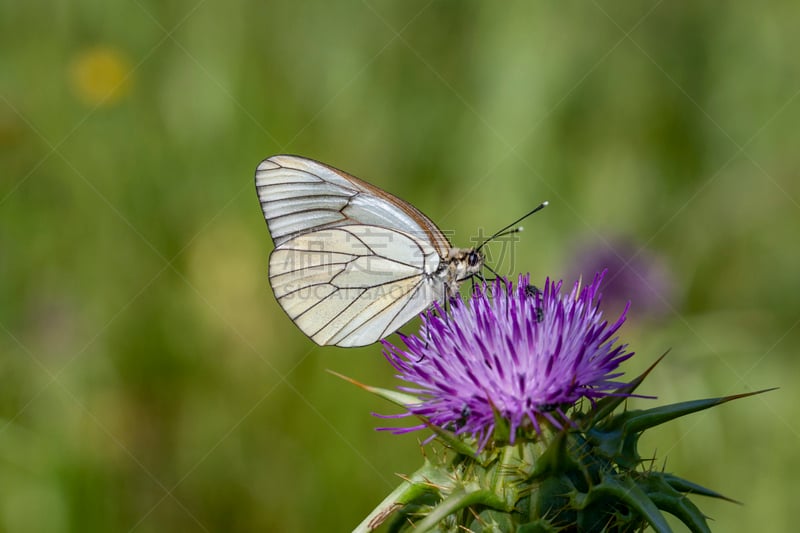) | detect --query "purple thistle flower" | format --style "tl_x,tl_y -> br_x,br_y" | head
379,271 -> 634,447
